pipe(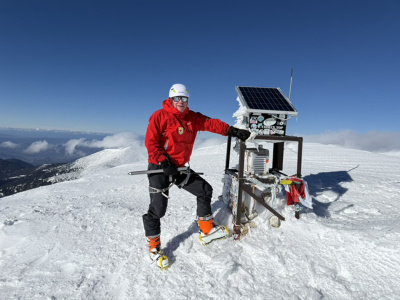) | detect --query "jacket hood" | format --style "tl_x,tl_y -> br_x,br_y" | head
162,99 -> 189,115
